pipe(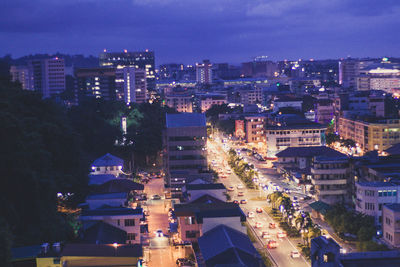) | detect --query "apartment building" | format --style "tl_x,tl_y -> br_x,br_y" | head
356,181 -> 400,225
164,93 -> 193,113
266,123 -> 327,157
382,203 -> 400,248
9,65 -> 32,90
197,93 -> 227,112
272,96 -> 303,113
245,115 -> 266,145
338,117 -> 400,152
311,155 -> 350,205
